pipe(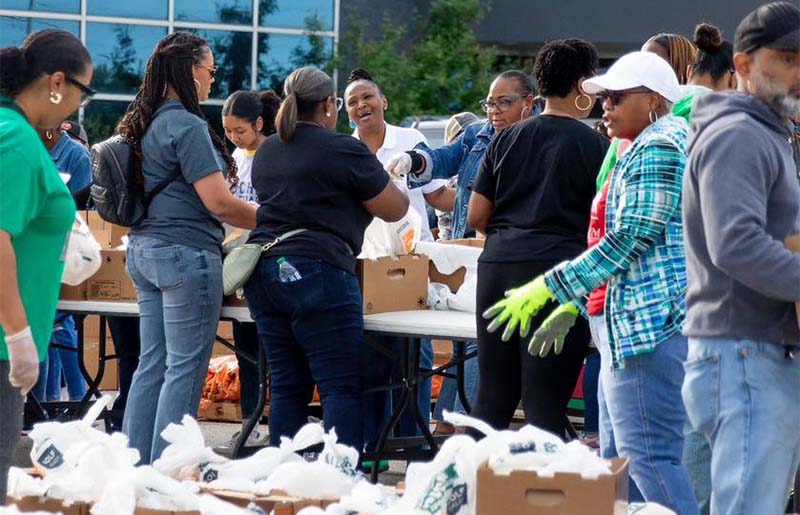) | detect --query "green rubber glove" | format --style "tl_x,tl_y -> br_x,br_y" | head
528,302 -> 579,357
483,275 -> 554,342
